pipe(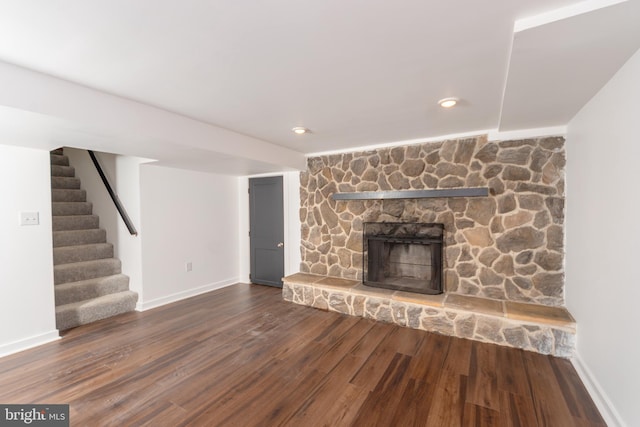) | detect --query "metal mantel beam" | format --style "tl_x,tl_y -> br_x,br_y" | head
331,187 -> 489,201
